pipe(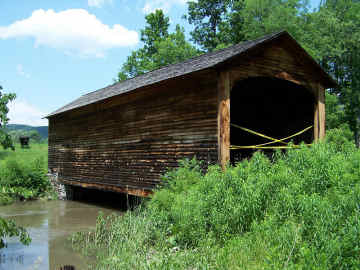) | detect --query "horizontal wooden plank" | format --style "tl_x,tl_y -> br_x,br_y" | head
59,178 -> 153,197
